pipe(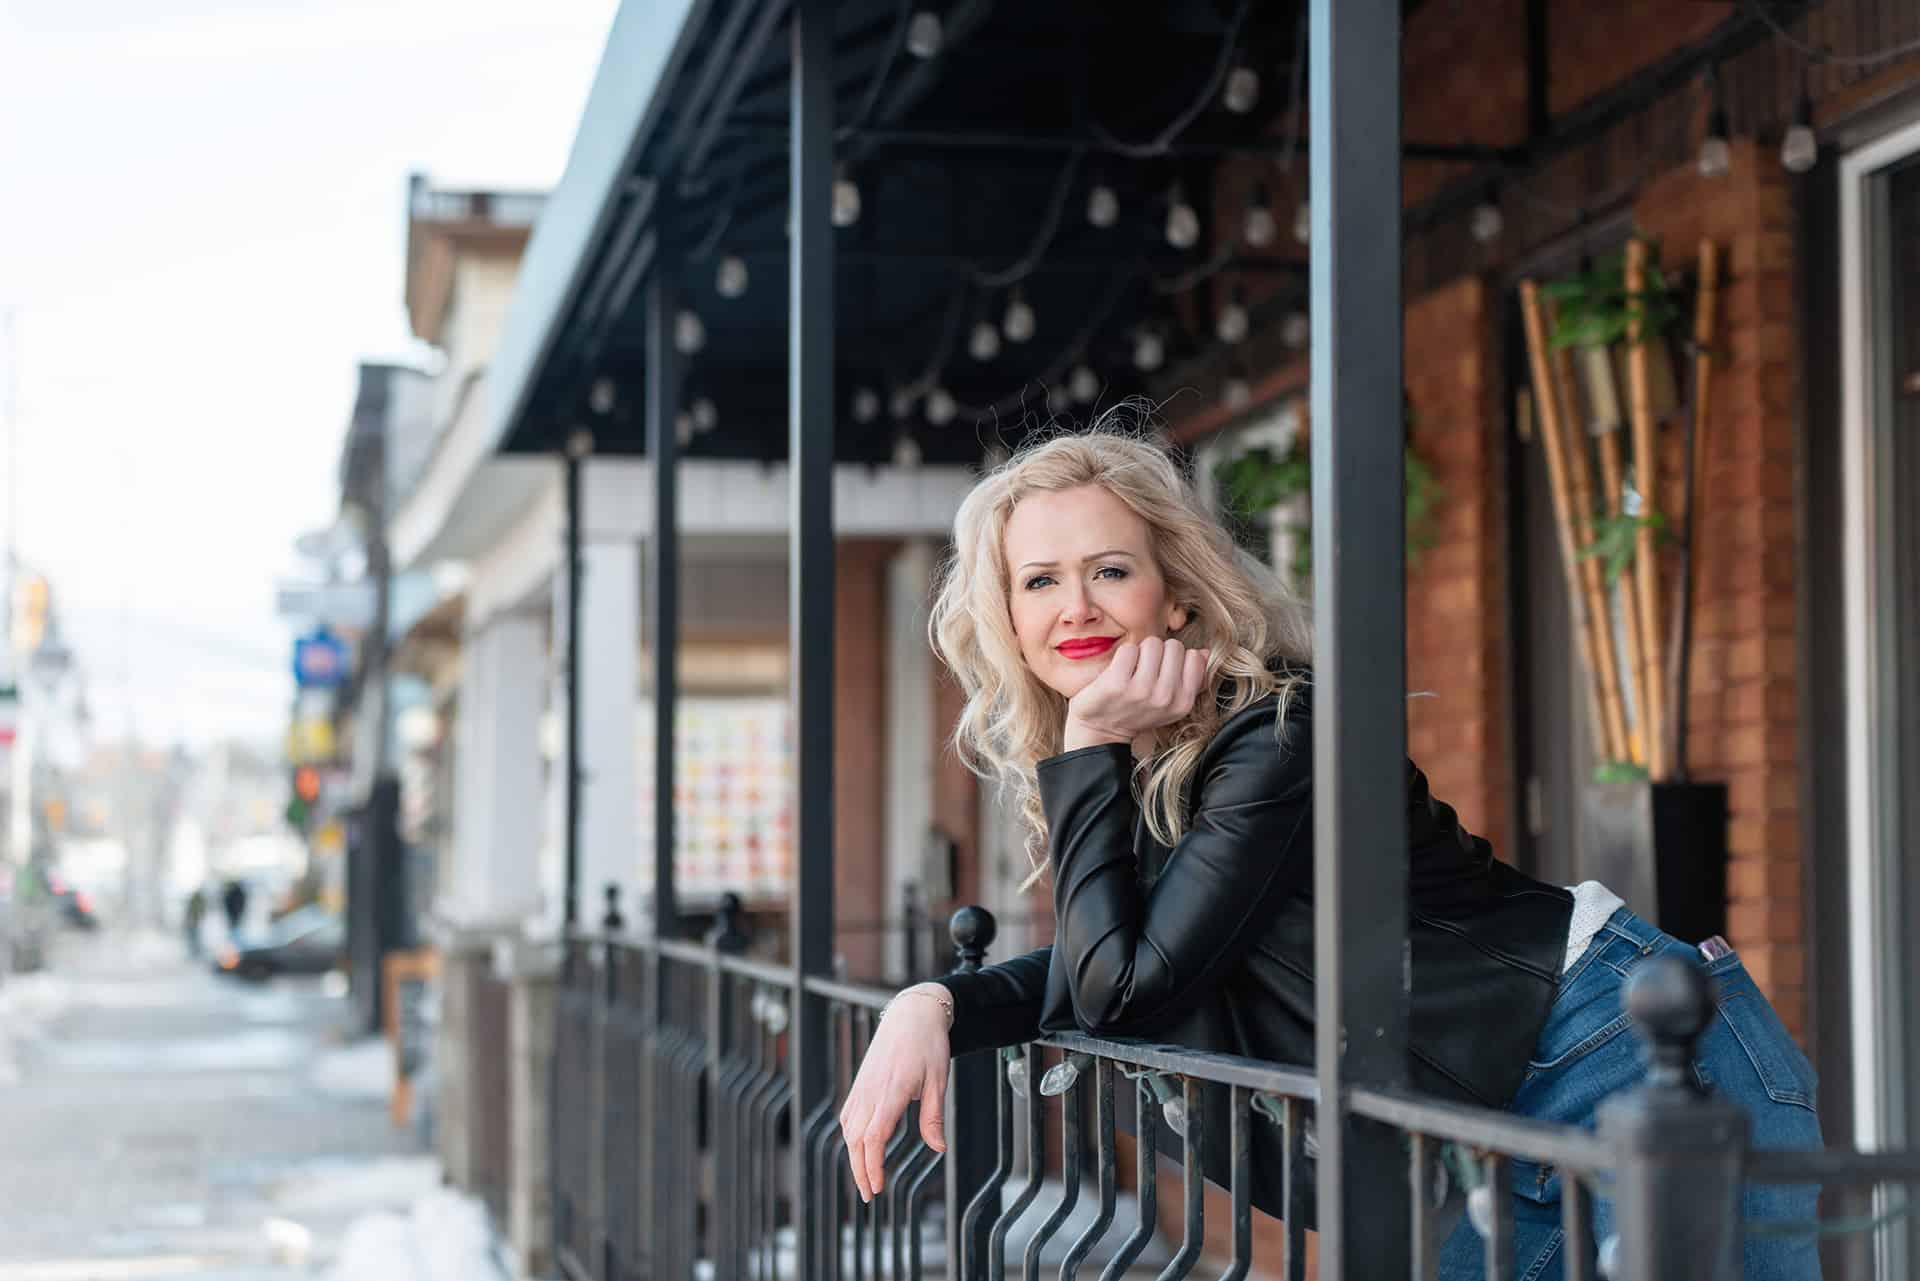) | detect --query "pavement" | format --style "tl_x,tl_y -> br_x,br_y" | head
0,926 -> 457,1280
